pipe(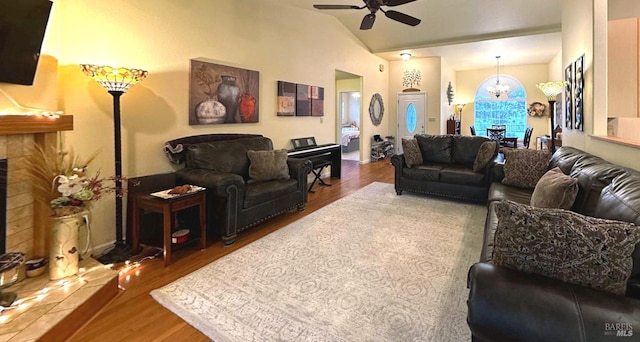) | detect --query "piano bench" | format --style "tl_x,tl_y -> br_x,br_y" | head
309,160 -> 332,193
